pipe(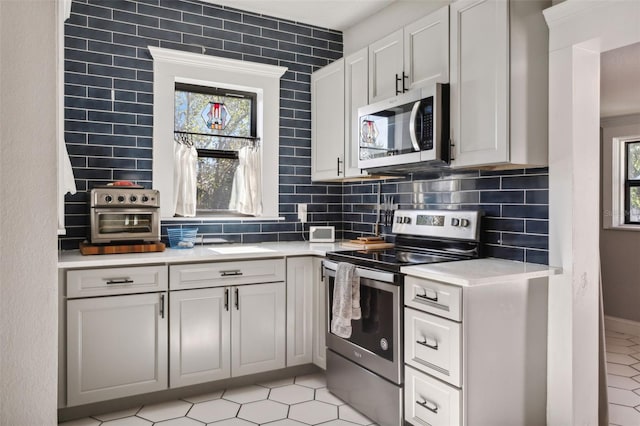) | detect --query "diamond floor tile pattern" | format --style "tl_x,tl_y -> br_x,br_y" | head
59,373 -> 376,426
606,326 -> 640,426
